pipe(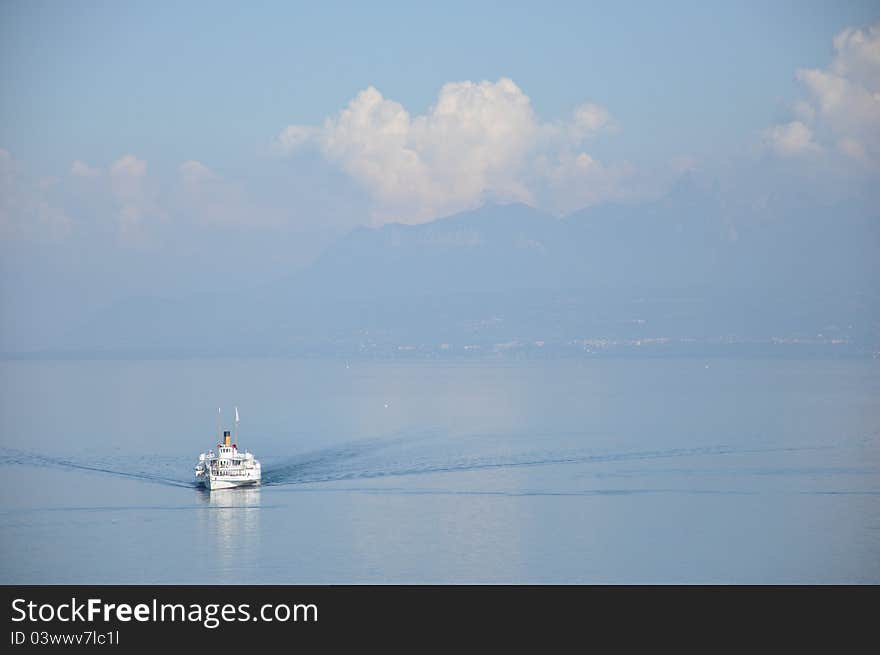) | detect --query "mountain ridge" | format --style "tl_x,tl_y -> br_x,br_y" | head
30,189 -> 880,357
